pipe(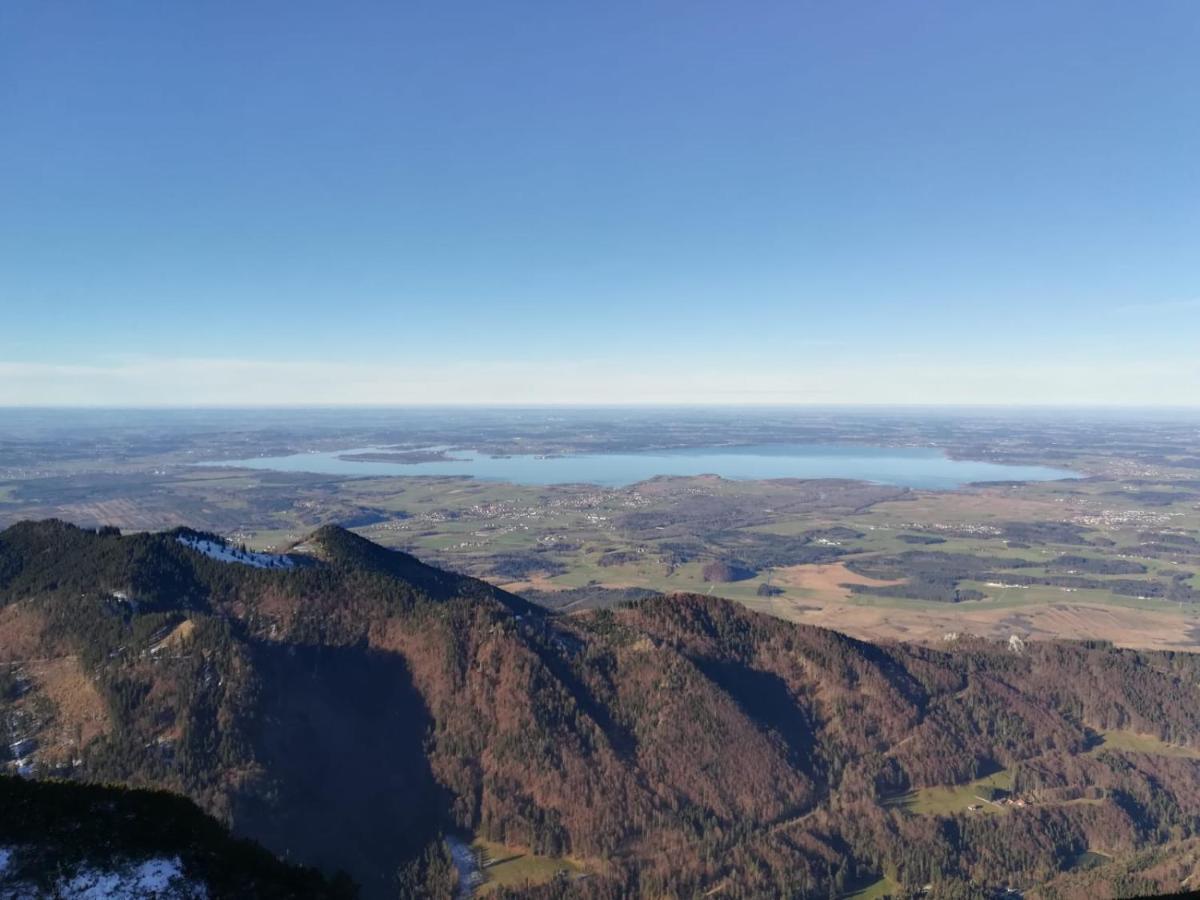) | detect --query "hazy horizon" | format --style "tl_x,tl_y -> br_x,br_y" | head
4,403 -> 1200,419
3,356 -> 1198,407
